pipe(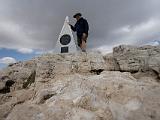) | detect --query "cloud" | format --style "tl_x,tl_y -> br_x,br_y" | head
111,18 -> 160,46
0,57 -> 16,64
145,40 -> 160,46
0,20 -> 41,49
17,48 -> 33,54
95,45 -> 113,55
0,0 -> 160,52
